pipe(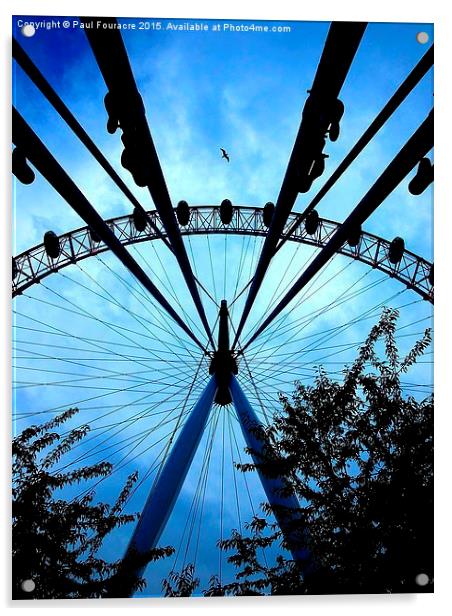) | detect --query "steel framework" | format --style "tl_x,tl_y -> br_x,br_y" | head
13,205 -> 434,303
81,18 -> 215,348
243,110 -> 434,350
233,22 -> 367,344
12,17 -> 434,597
